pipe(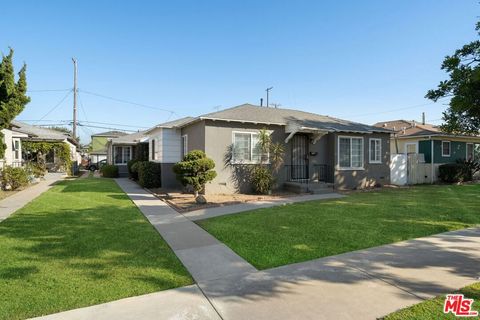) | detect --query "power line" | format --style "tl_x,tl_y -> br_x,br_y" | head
80,120 -> 149,129
27,88 -> 71,93
79,89 -> 177,114
35,90 -> 72,123
77,122 -> 138,133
